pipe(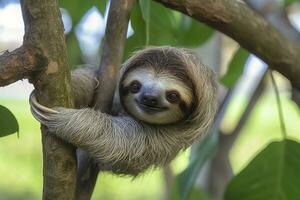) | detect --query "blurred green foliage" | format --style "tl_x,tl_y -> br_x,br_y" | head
220,48 -> 250,88
60,0 -> 107,25
60,0 -> 107,67
172,130 -> 218,200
